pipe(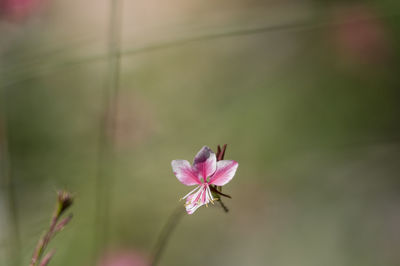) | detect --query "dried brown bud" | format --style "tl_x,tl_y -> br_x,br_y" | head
216,144 -> 227,161
57,190 -> 73,215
